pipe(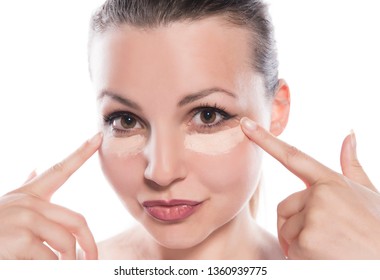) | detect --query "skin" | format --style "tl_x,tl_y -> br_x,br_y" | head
92,17 -> 289,259
241,118 -> 380,259
0,133 -> 102,259
0,16 -> 378,260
